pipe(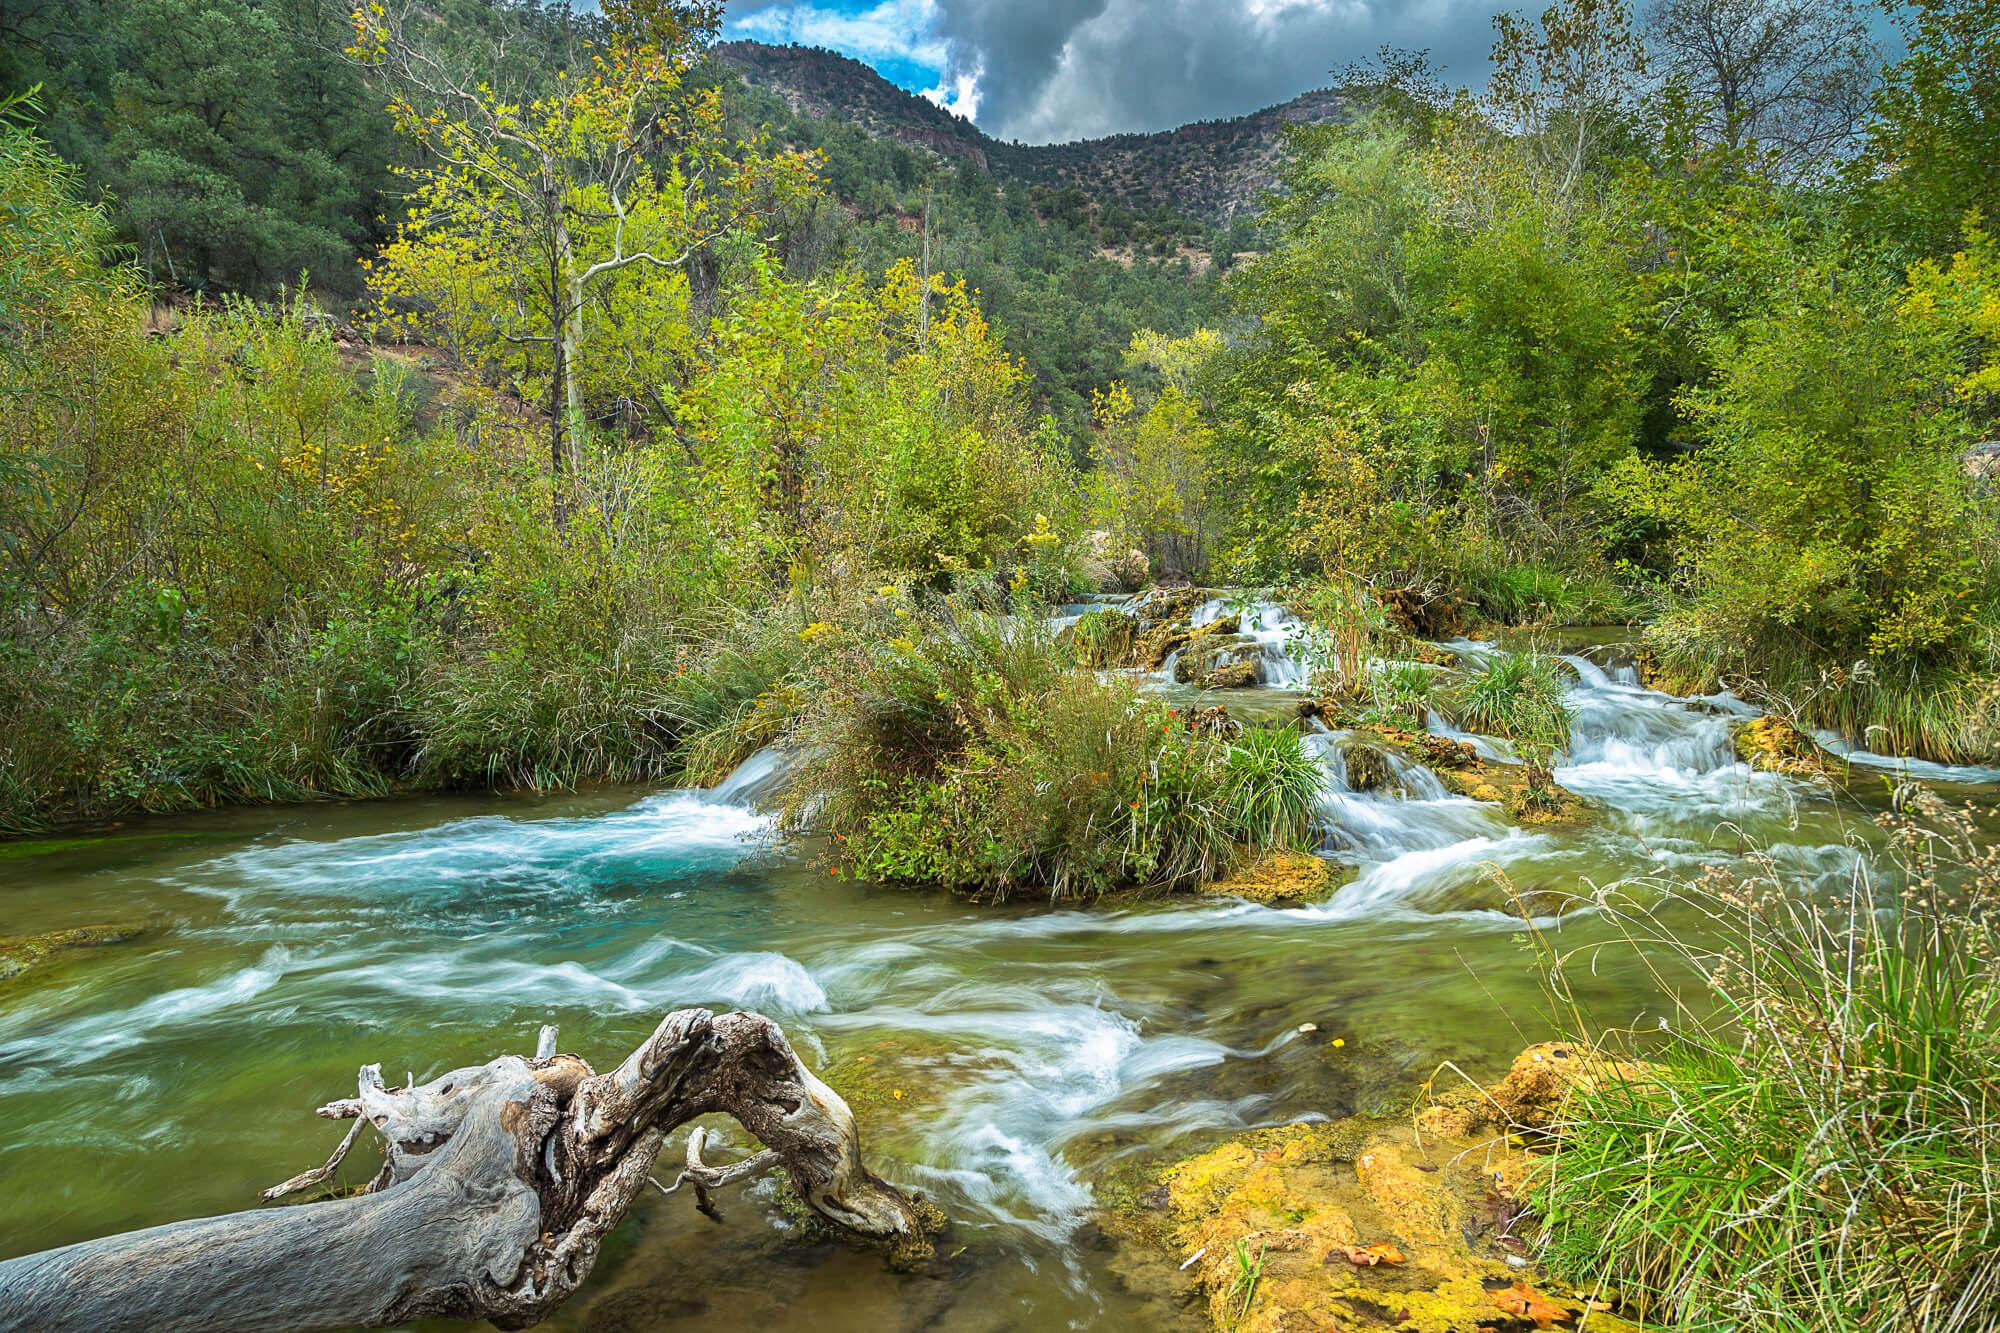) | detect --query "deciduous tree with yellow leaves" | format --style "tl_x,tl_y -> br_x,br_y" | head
349,0 -> 814,501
